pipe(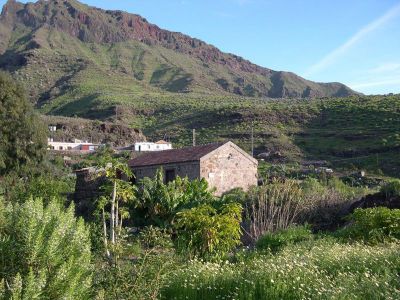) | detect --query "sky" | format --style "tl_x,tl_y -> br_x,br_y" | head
1,0 -> 400,95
